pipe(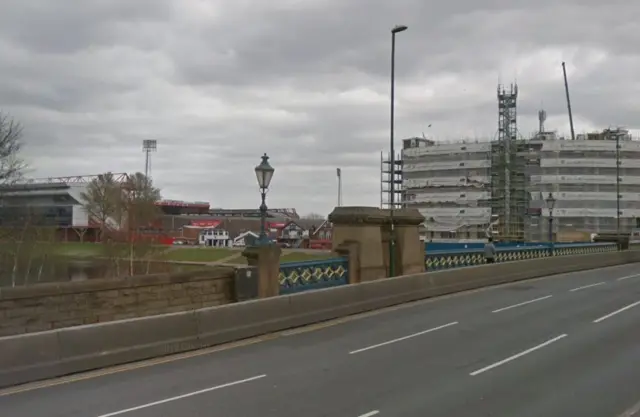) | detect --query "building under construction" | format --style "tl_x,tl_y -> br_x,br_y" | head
383,82 -> 531,241
381,80 -> 640,241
